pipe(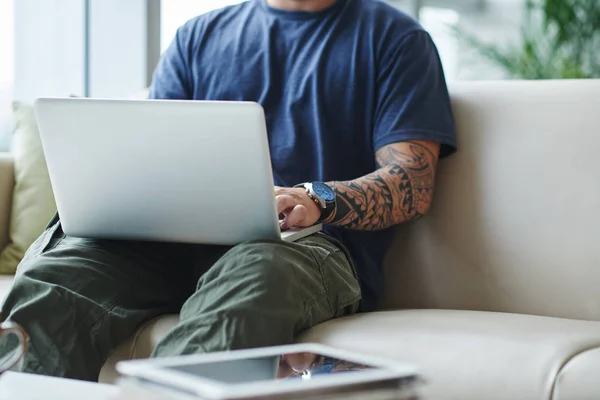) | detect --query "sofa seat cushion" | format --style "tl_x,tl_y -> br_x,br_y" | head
299,310 -> 600,400
100,310 -> 600,400
99,315 -> 179,383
